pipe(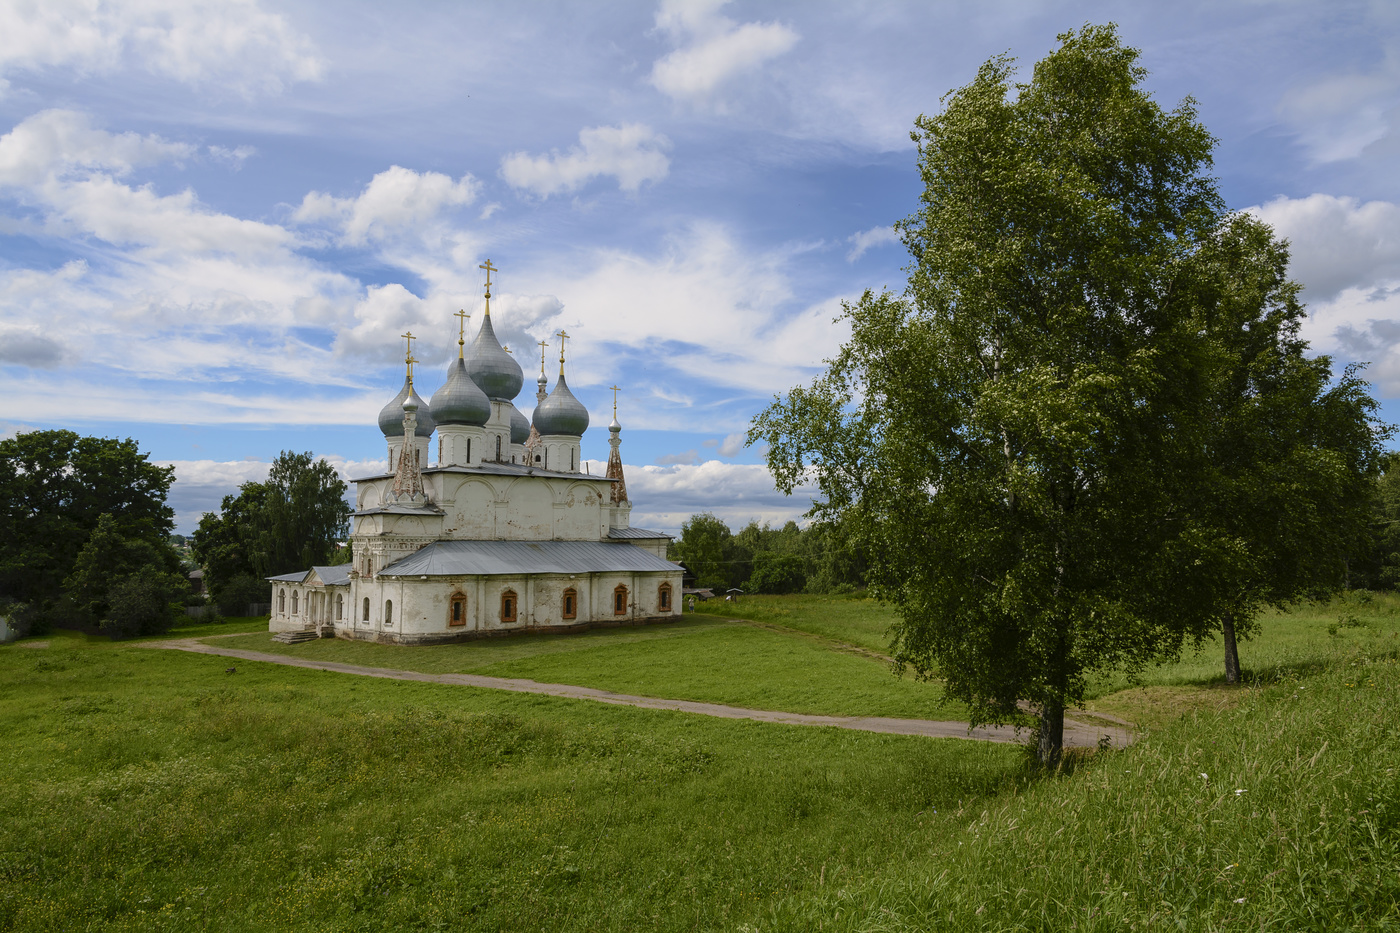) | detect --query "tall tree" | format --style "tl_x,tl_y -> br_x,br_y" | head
669,512 -> 733,590
192,452 -> 349,591
0,430 -> 174,608
751,26 -> 1382,764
